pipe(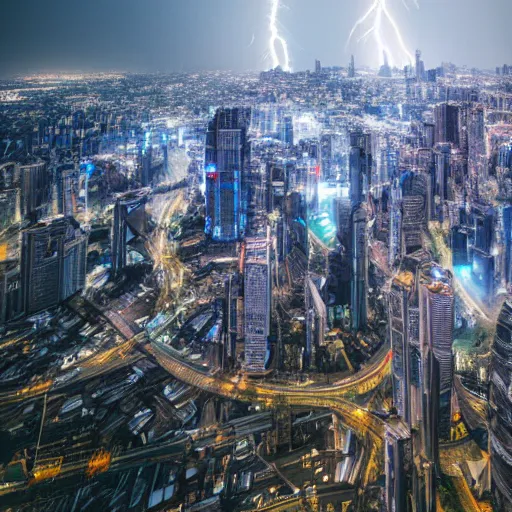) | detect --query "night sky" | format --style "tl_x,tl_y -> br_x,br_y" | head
1,0 -> 510,76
